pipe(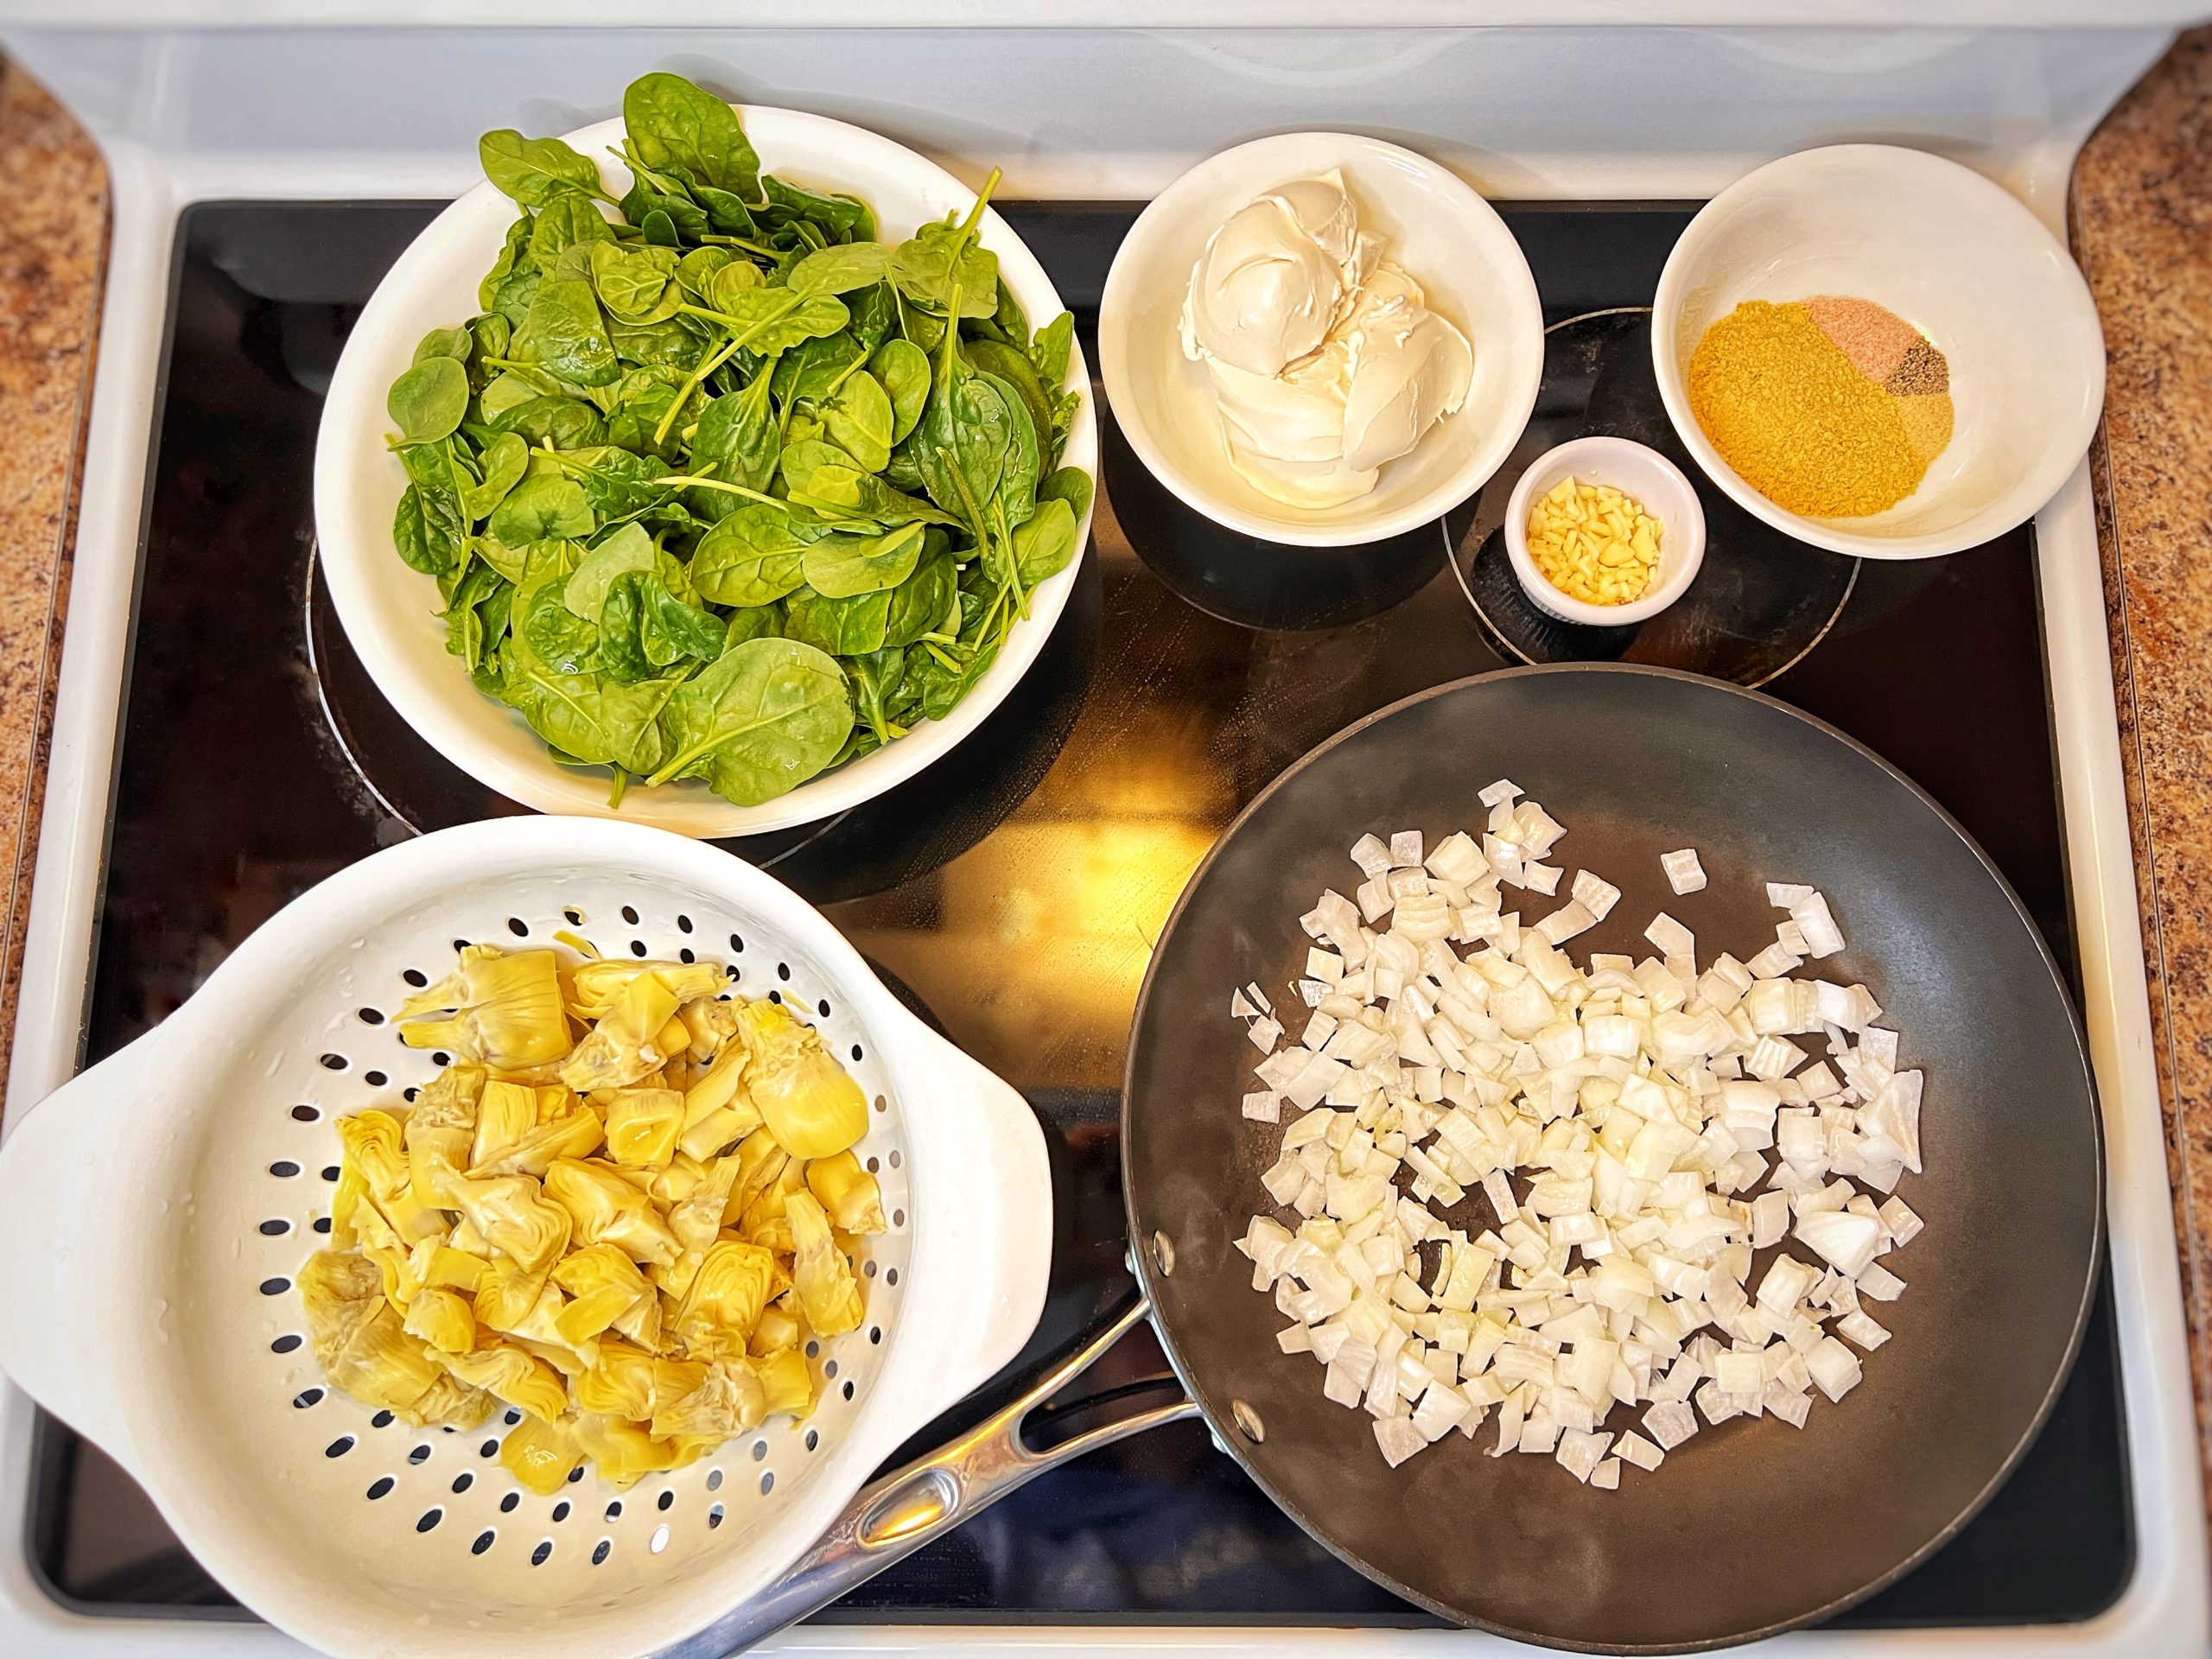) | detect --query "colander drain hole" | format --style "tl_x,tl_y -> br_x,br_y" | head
474,1531 -> 497,1556
367,1477 -> 393,1499
591,1539 -> 611,1565
531,1541 -> 553,1567
270,1333 -> 302,1354
416,1510 -> 442,1534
